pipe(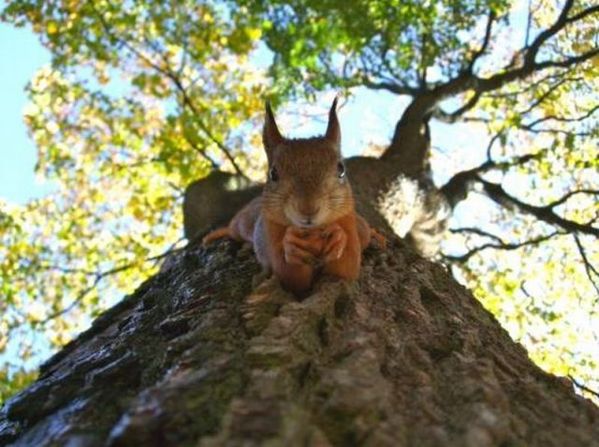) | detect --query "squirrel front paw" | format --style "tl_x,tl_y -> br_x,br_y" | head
283,226 -> 324,266
322,223 -> 348,262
